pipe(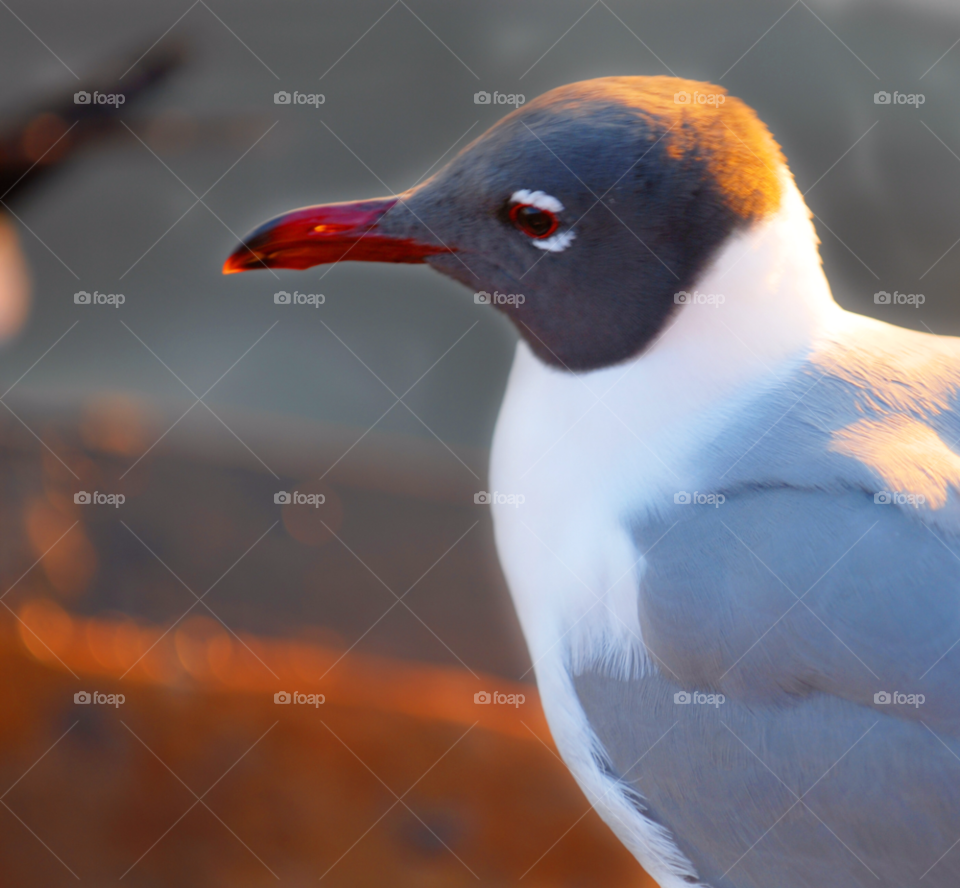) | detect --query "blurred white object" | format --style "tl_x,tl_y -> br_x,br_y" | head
0,214 -> 30,342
